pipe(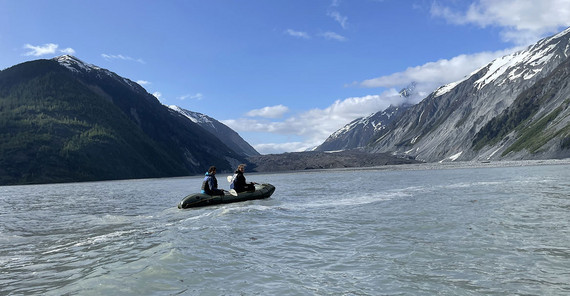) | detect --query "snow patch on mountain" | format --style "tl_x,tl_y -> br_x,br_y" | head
55,55 -> 101,73
440,151 -> 463,163
551,26 -> 570,40
434,80 -> 461,97
368,27 -> 570,162
330,119 -> 361,139
54,55 -> 151,97
168,105 -> 214,126
168,105 -> 260,156
473,38 -> 566,90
